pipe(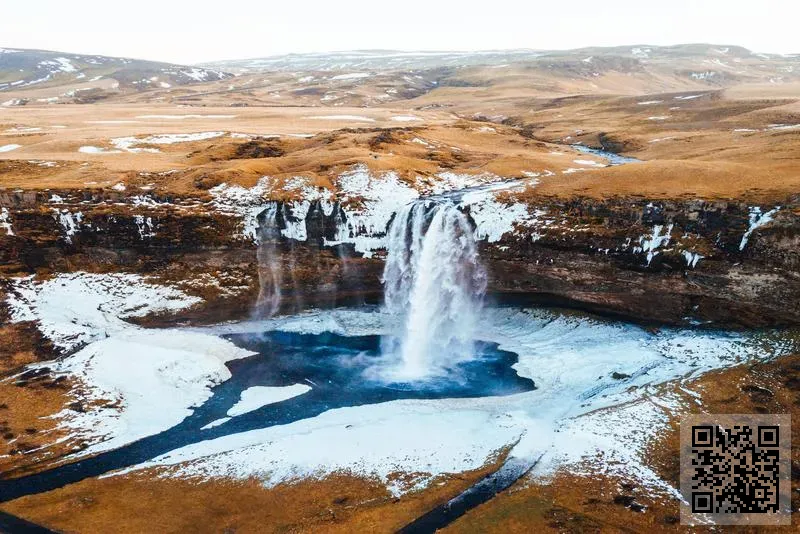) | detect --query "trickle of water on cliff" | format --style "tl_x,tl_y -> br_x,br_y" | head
254,204 -> 282,318
381,201 -> 487,380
